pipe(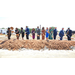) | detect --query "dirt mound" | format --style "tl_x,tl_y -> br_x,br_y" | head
0,39 -> 75,50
